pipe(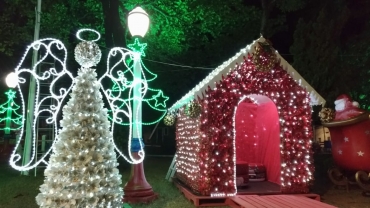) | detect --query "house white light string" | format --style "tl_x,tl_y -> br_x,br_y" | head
210,95 -> 258,197
168,37 -> 326,114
